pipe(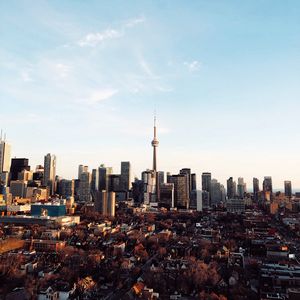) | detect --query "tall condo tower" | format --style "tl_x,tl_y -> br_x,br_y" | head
151,115 -> 159,172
